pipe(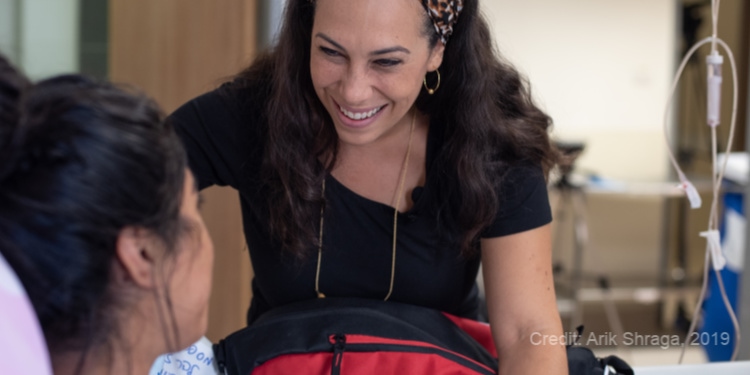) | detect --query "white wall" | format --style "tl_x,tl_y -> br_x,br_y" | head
0,0 -> 19,64
482,0 -> 678,181
19,0 -> 80,80
257,0 -> 287,48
